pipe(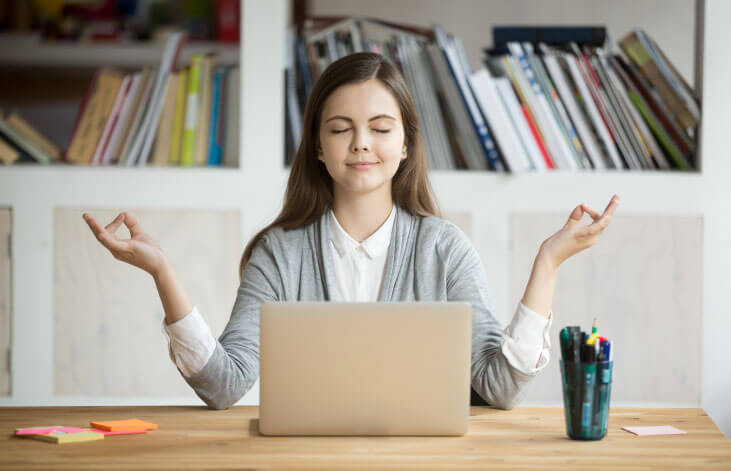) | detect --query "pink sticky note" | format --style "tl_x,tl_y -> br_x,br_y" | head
89,428 -> 148,436
16,426 -> 87,436
621,425 -> 687,436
